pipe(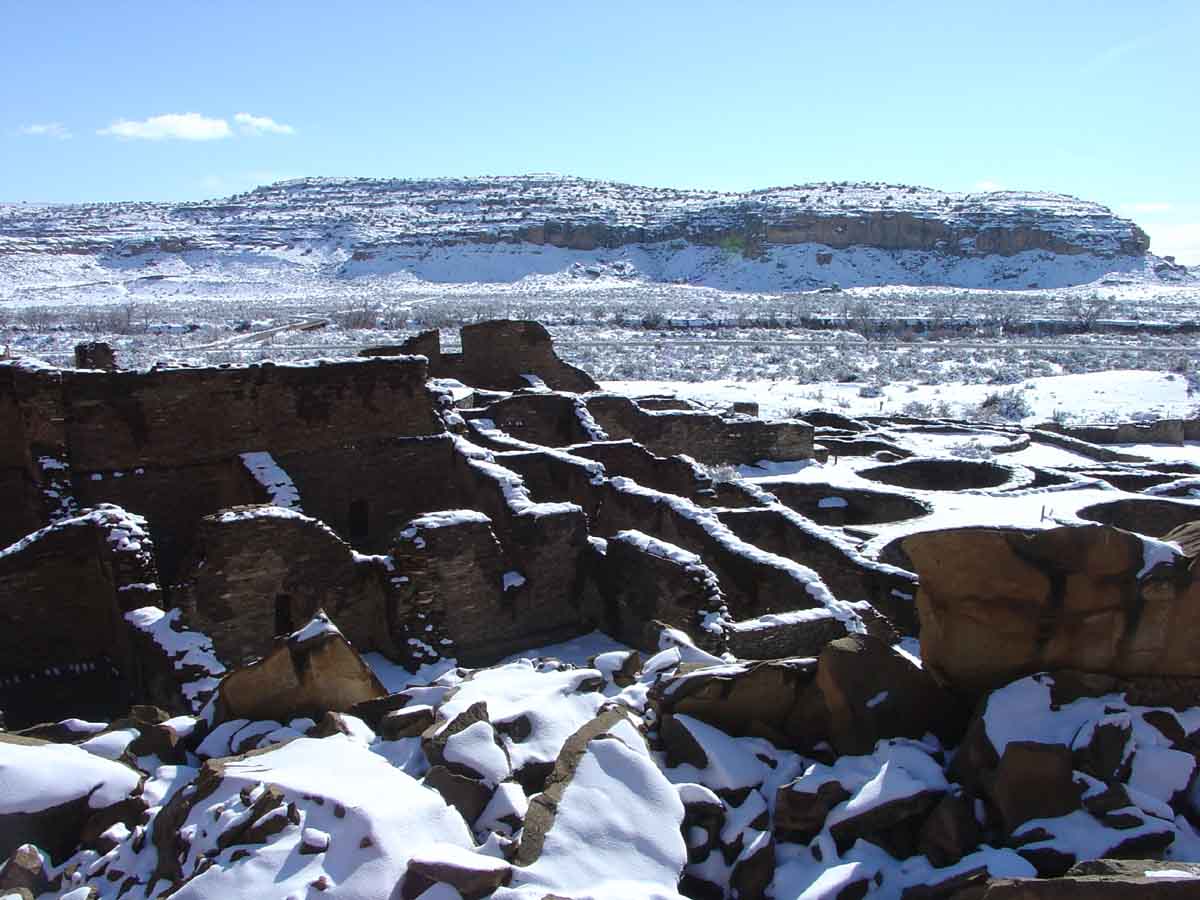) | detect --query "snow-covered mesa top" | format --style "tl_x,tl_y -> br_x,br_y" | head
0,174 -> 1149,259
